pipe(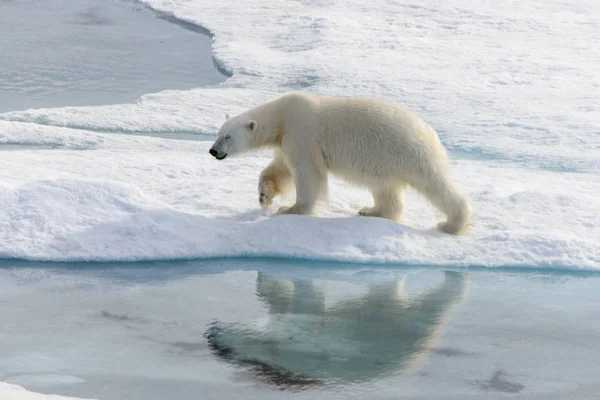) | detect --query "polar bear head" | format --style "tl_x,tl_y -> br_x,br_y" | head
210,94 -> 291,160
209,113 -> 258,160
